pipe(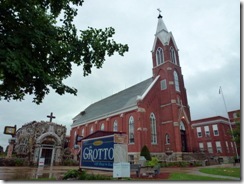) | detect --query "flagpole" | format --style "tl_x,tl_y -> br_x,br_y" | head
219,86 -> 239,159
